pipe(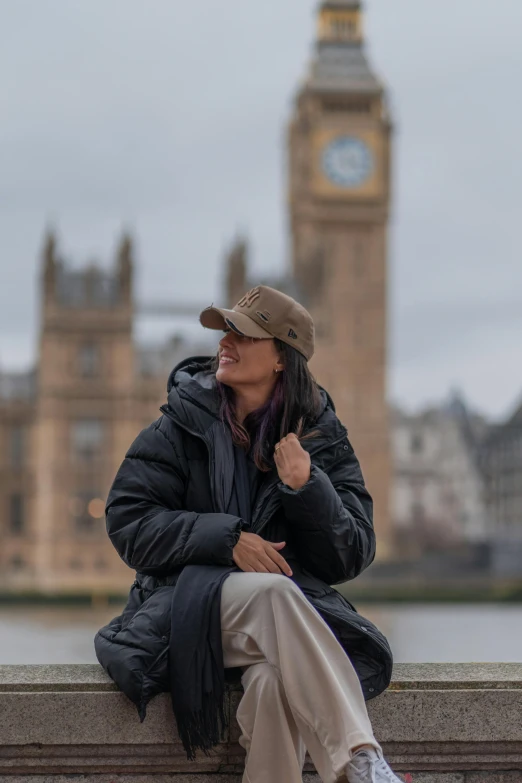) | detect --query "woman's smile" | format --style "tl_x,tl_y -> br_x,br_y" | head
219,352 -> 238,366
